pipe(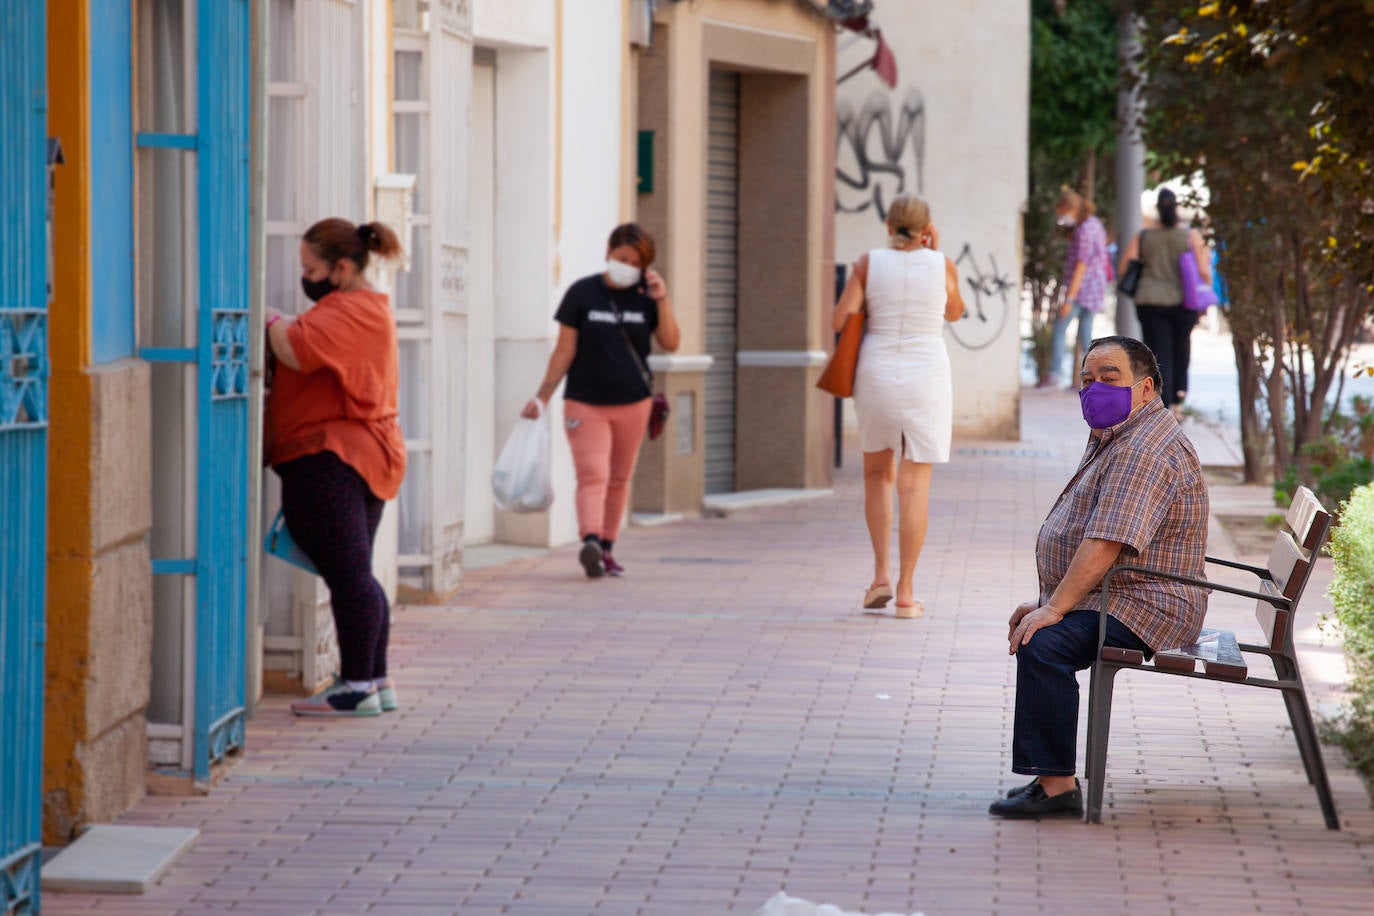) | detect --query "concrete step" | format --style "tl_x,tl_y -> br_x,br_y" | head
41,825 -> 198,895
